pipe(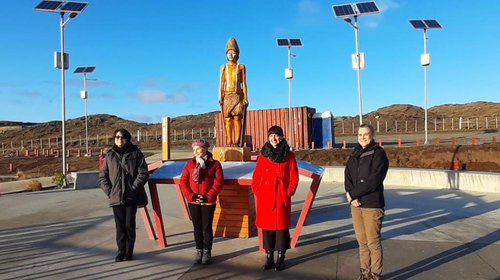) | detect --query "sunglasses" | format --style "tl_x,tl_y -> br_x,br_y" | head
115,136 -> 127,140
